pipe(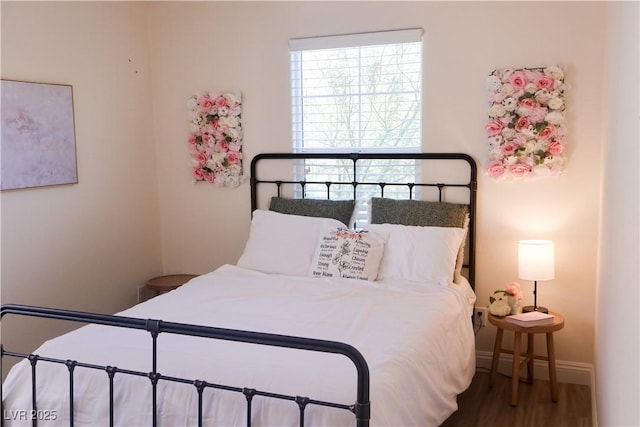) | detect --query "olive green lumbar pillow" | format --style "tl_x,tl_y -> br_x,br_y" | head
370,197 -> 468,228
269,197 -> 355,226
